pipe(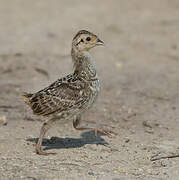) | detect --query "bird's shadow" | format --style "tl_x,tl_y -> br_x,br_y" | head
26,131 -> 109,151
